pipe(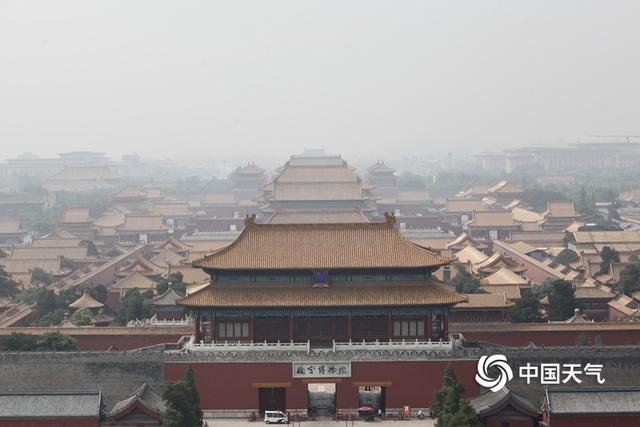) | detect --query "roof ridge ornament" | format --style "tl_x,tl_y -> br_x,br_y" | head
245,213 -> 257,226
384,212 -> 396,226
